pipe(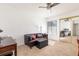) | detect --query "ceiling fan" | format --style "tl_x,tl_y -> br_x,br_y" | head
39,3 -> 60,9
